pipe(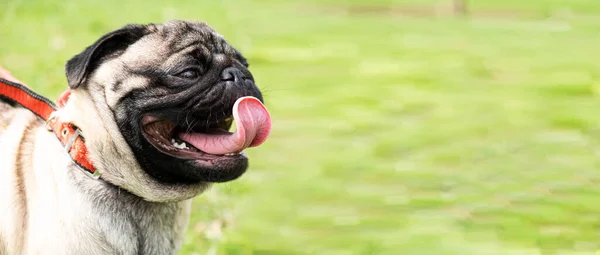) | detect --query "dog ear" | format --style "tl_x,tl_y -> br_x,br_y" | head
65,24 -> 148,89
